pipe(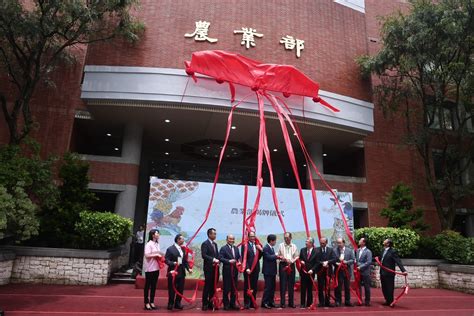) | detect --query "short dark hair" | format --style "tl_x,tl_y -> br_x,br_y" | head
174,234 -> 183,243
248,231 -> 256,237
207,228 -> 216,237
267,234 -> 276,243
284,232 -> 292,238
386,239 -> 393,247
148,229 -> 160,242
